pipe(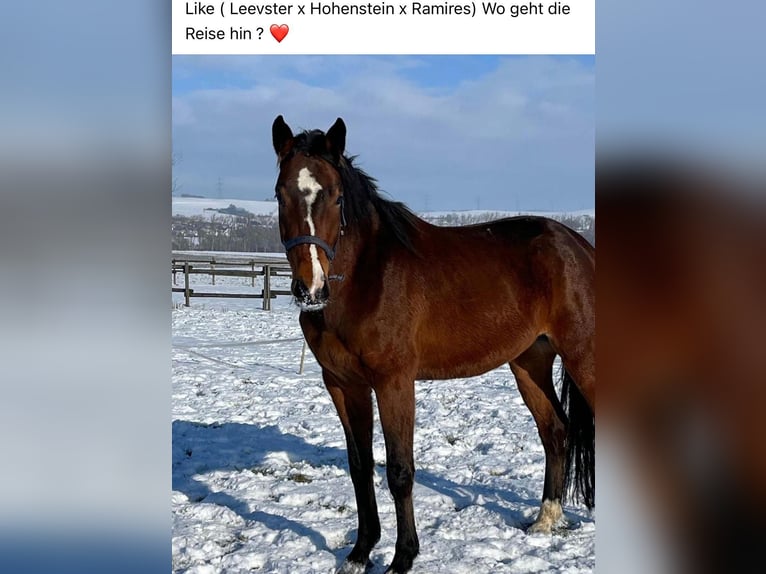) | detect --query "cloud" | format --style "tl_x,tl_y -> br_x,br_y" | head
172,56 -> 594,211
